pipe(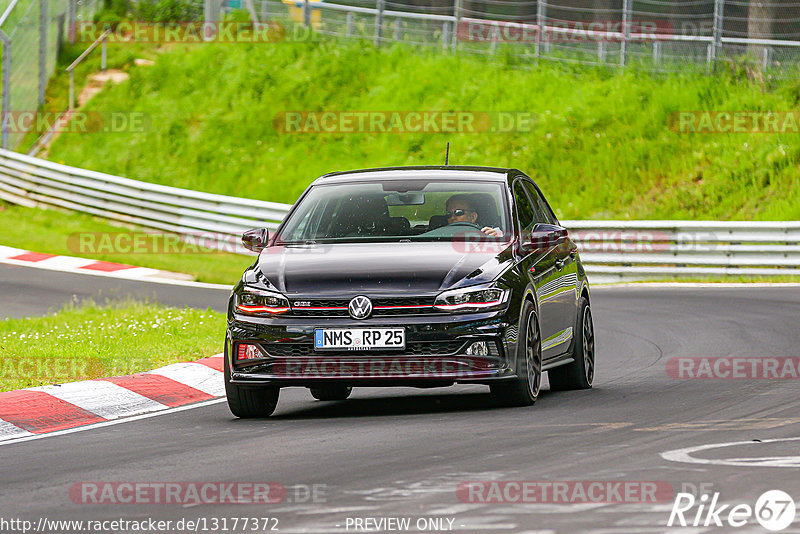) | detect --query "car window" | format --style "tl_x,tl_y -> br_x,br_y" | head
513,180 -> 536,235
278,180 -> 510,243
523,180 -> 558,225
